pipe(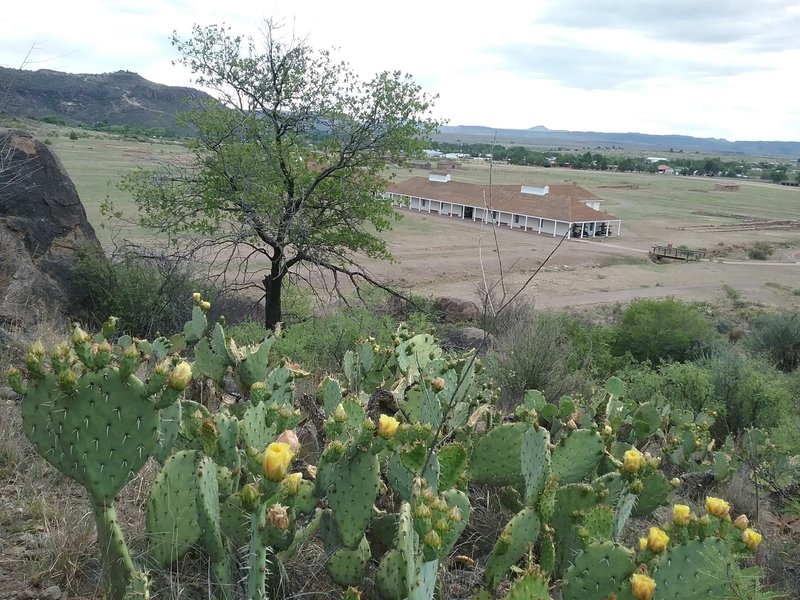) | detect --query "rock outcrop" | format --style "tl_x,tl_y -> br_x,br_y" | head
0,129 -> 101,323
434,296 -> 481,323
444,327 -> 495,355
